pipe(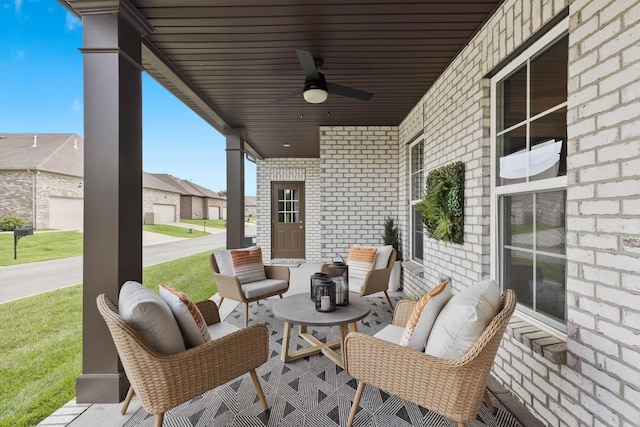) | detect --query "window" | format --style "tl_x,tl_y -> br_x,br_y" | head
410,138 -> 424,262
491,20 -> 568,331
